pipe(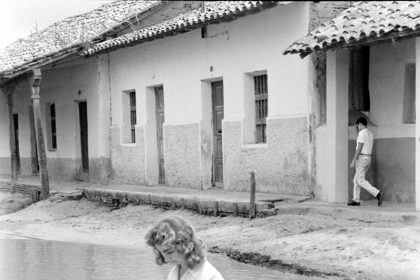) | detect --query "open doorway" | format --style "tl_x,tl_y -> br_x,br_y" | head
13,113 -> 21,175
348,46 -> 376,200
78,101 -> 89,180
